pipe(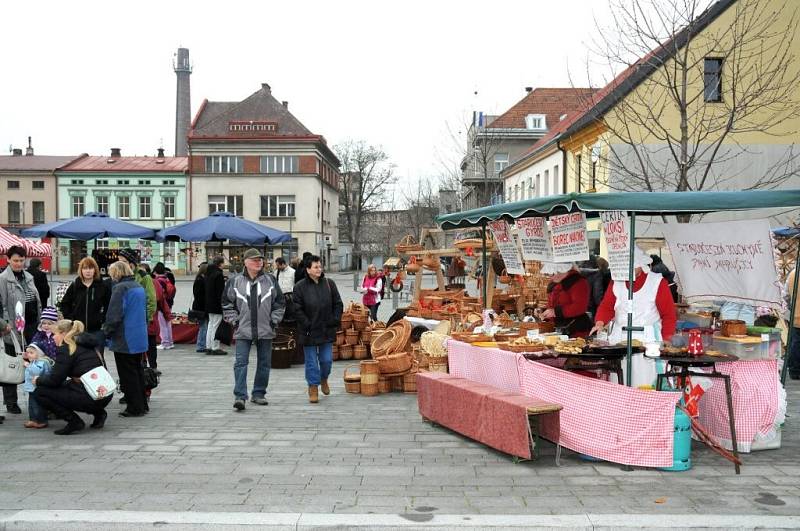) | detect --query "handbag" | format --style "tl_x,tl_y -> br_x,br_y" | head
143,366 -> 159,390
0,339 -> 24,385
188,309 -> 206,323
215,320 -> 234,346
79,350 -> 116,400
